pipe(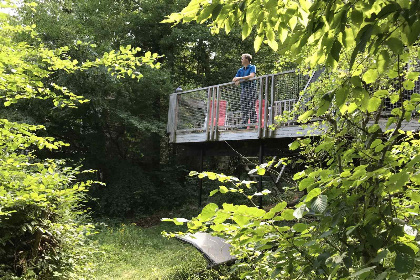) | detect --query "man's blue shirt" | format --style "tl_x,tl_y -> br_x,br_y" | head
235,64 -> 256,78
235,64 -> 256,90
